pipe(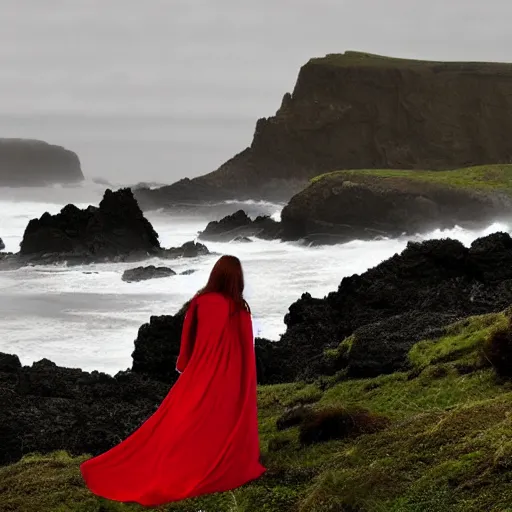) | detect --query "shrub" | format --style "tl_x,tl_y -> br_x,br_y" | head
299,406 -> 390,446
